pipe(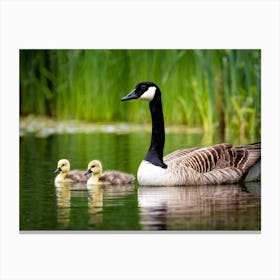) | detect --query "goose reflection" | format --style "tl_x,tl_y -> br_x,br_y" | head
138,182 -> 261,230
